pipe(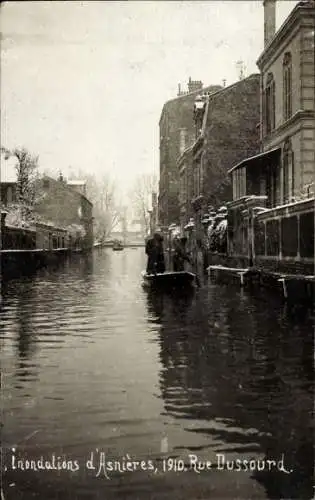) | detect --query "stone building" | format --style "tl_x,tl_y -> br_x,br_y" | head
230,0 -> 315,206
178,74 -> 261,235
35,175 -> 94,250
158,78 -> 222,229
227,0 -> 315,274
0,150 -> 94,251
